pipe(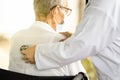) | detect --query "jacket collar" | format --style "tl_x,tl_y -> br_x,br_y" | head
31,21 -> 55,32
